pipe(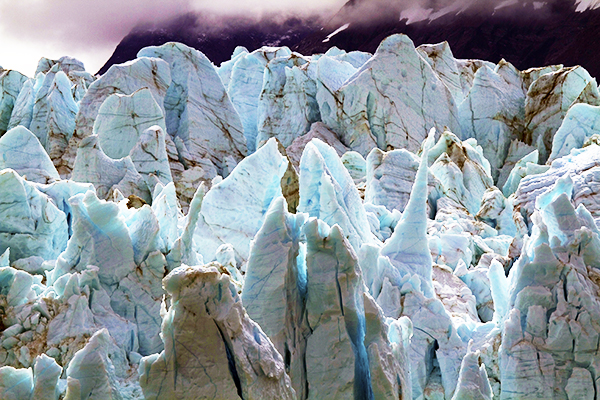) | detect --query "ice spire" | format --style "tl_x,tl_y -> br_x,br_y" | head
381,128 -> 436,298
